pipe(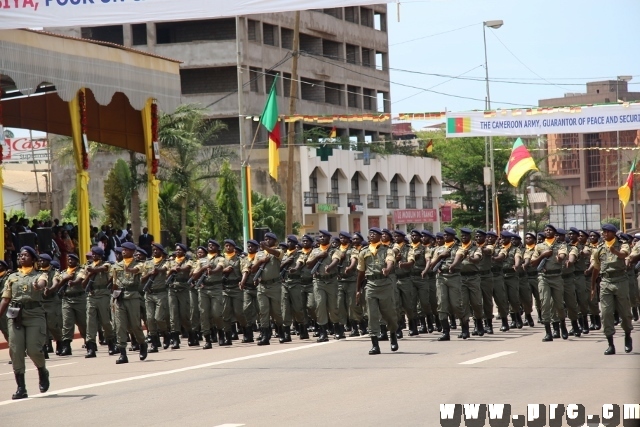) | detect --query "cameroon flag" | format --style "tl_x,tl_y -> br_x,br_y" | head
505,138 -> 538,187
426,139 -> 433,153
618,159 -> 636,208
261,75 -> 280,180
